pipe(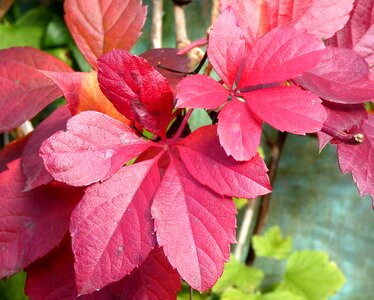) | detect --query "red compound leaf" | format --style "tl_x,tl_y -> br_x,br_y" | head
327,0 -> 374,65
22,106 -> 71,191
337,115 -> 374,205
296,47 -> 374,104
238,27 -> 325,88
98,50 -> 174,139
218,99 -> 263,161
109,247 -> 181,300
176,125 -> 271,198
0,47 -> 72,133
40,111 -> 150,187
152,155 -> 237,291
70,158 -> 160,295
64,0 -> 147,68
208,7 -> 246,88
176,75 -> 229,109
244,86 -> 327,134
221,0 -> 354,42
0,159 -> 82,279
